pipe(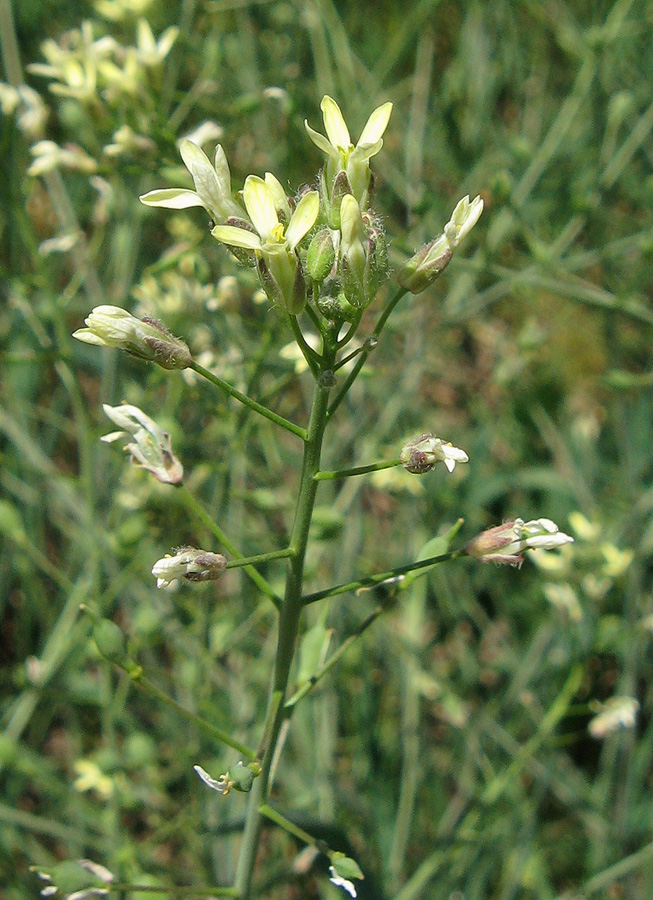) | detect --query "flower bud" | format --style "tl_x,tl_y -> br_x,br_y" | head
306,228 -> 336,283
465,518 -> 574,567
93,619 -> 128,666
398,235 -> 452,294
398,195 -> 483,294
400,433 -> 469,474
152,547 -> 227,587
73,306 -> 192,370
